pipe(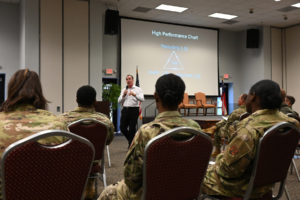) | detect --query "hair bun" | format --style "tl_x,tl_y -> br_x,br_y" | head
163,90 -> 177,102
